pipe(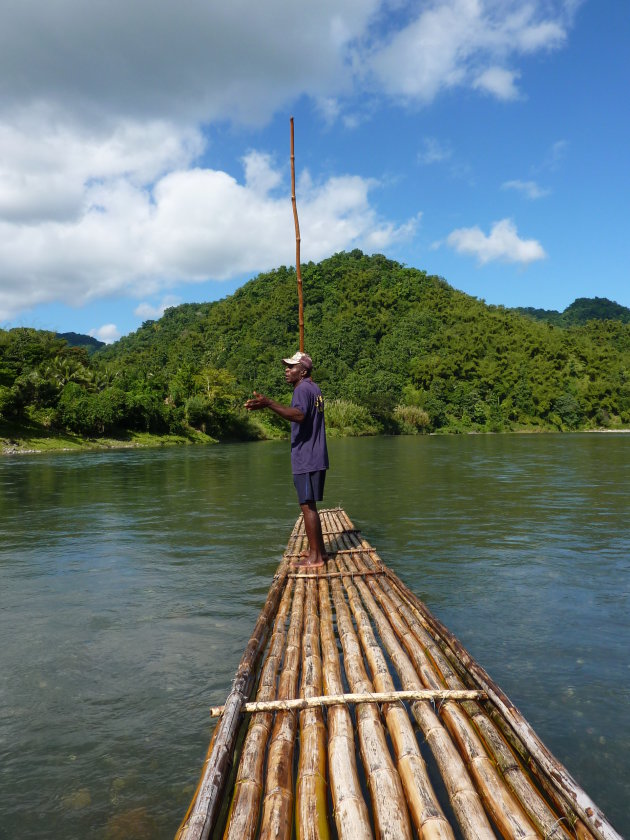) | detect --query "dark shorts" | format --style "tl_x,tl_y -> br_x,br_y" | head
293,470 -> 326,505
